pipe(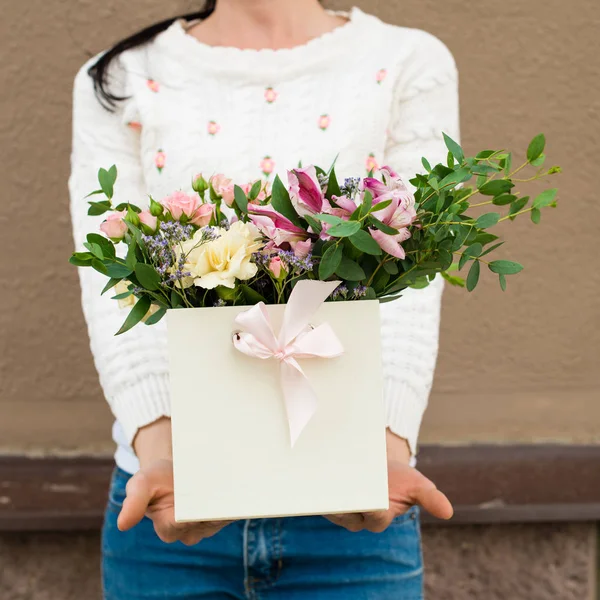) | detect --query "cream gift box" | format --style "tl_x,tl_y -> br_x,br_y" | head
167,281 -> 389,523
